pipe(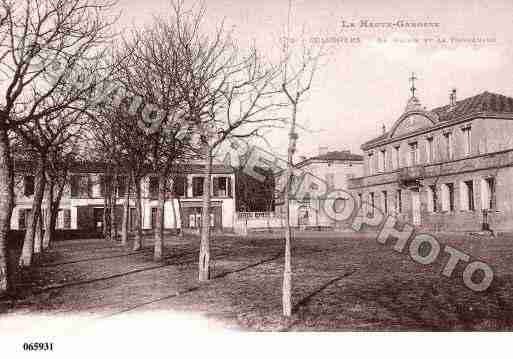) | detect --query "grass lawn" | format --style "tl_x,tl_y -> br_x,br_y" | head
2,231 -> 513,331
